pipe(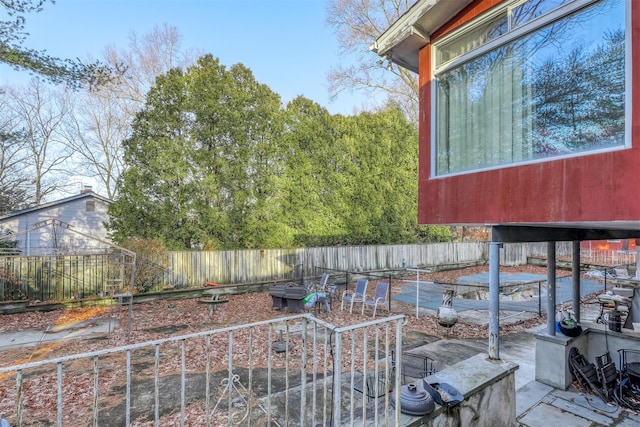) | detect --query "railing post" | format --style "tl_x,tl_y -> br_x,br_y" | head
394,319 -> 403,426
300,317 -> 307,424
332,330 -> 342,427
572,241 -> 581,322
416,269 -> 420,319
538,281 -> 542,315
